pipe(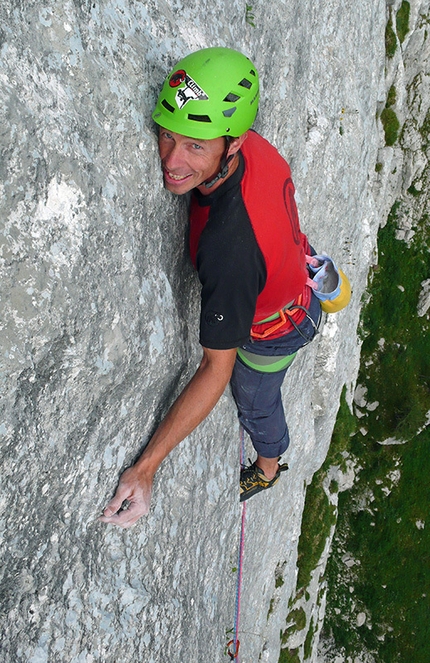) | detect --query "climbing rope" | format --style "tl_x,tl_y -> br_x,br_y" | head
227,427 -> 247,661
